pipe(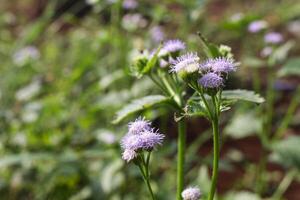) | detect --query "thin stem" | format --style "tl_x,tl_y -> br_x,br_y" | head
208,116 -> 220,200
137,161 -> 155,200
272,169 -> 297,200
273,86 -> 300,140
264,68 -> 275,137
176,120 -> 186,200
199,90 -> 213,120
